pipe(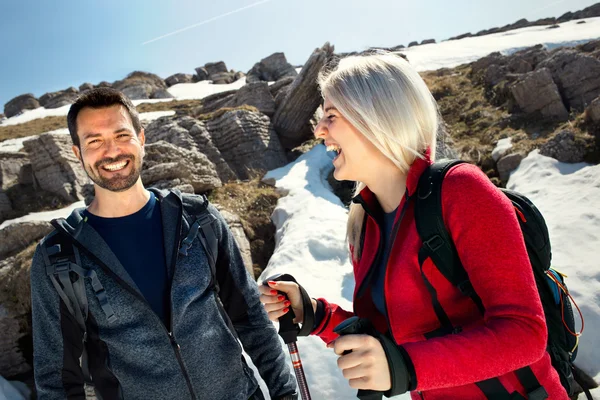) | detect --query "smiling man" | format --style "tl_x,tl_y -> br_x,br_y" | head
29,88 -> 297,400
